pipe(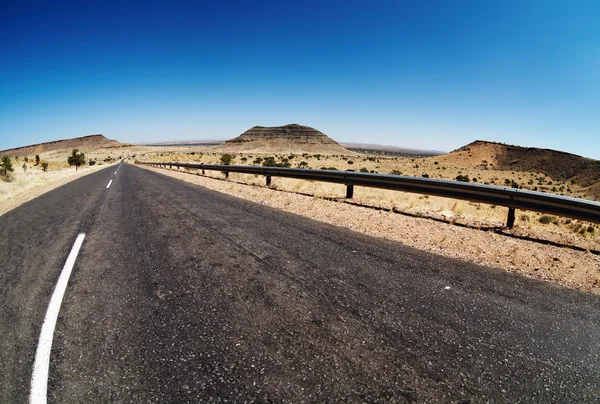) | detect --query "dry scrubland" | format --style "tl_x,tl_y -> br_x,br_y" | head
135,147 -> 600,294
0,146 -> 131,215
2,141 -> 599,293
